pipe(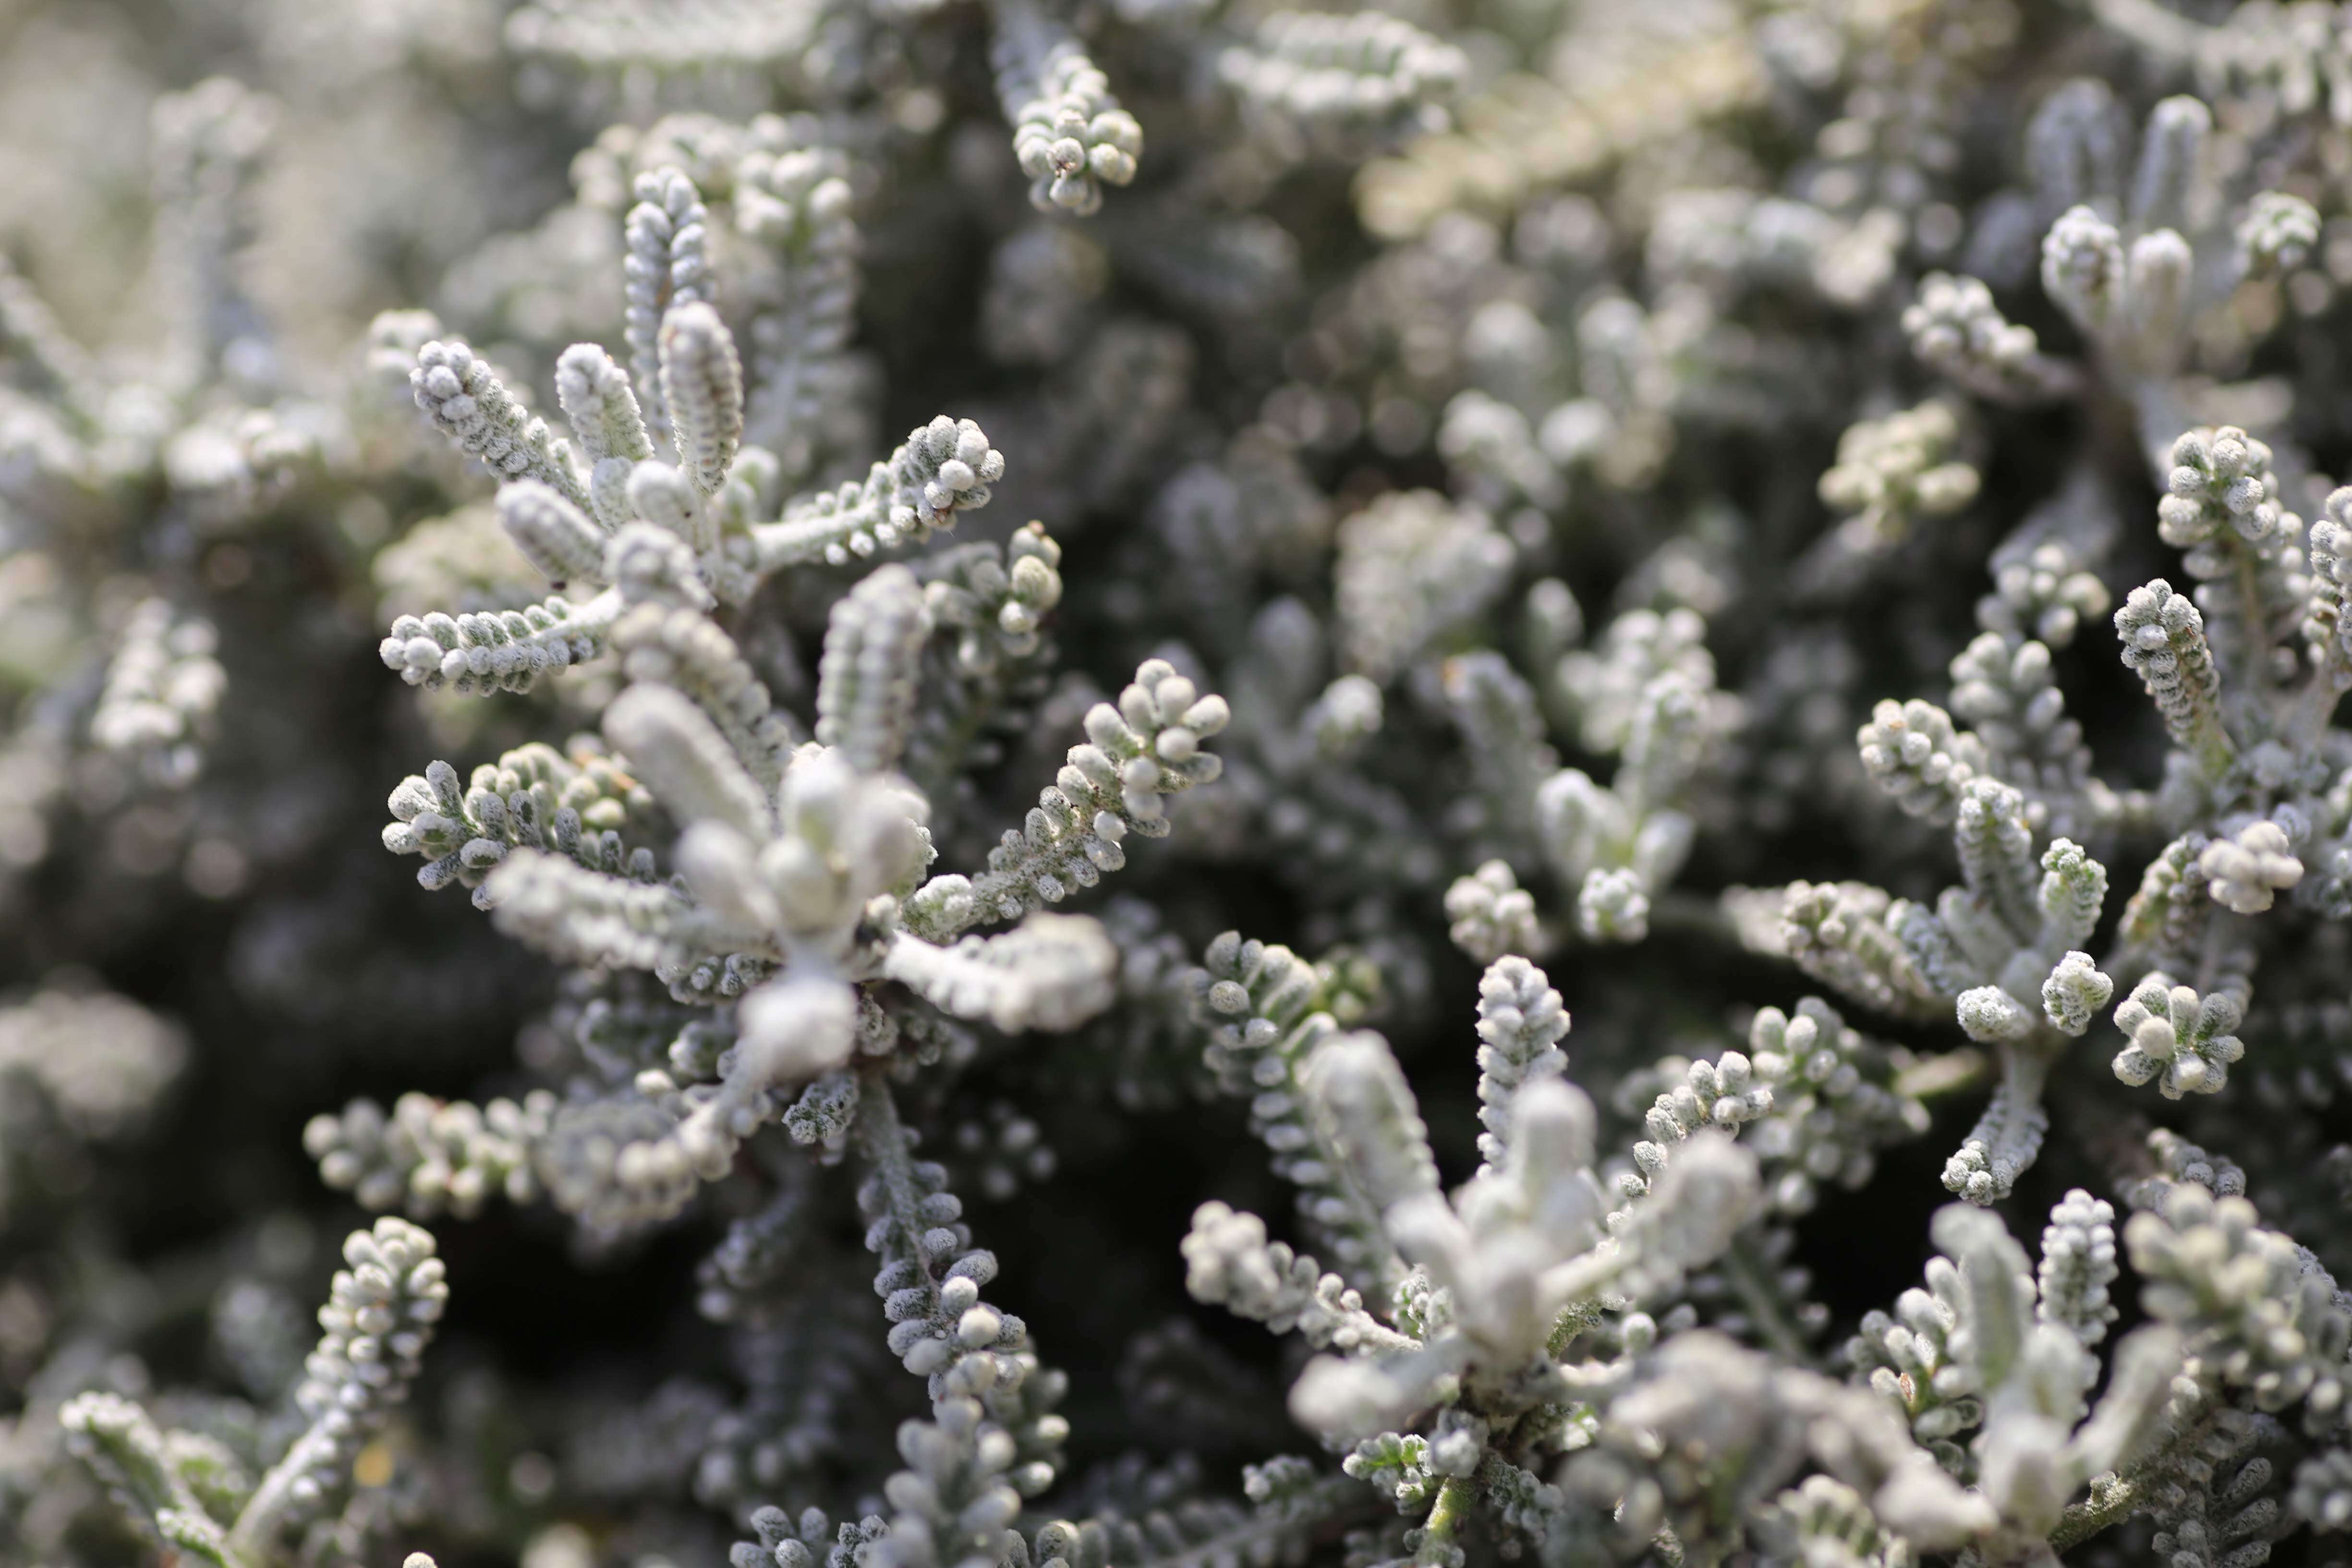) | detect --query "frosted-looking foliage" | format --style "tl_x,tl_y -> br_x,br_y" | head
989,0 -> 1142,218
1332,490 -> 1512,684
734,145 -> 865,480
1903,273 -> 2078,404
89,599 -> 225,788
1220,12 -> 1466,165
1815,400 -> 1980,552
0,984 -> 188,1221
12,2 -> 2352,1568
62,1218 -> 449,1563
